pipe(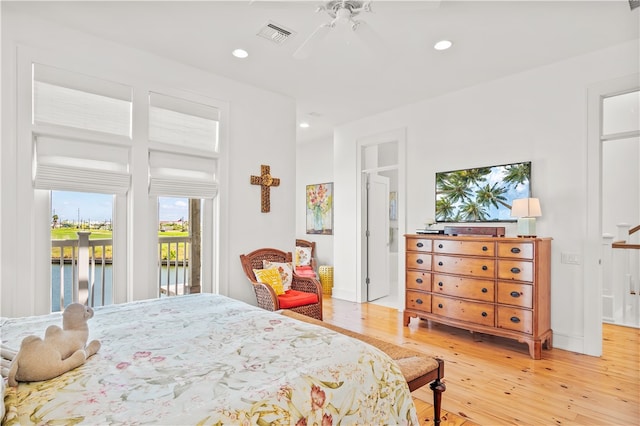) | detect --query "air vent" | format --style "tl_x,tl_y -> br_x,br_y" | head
257,22 -> 295,45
